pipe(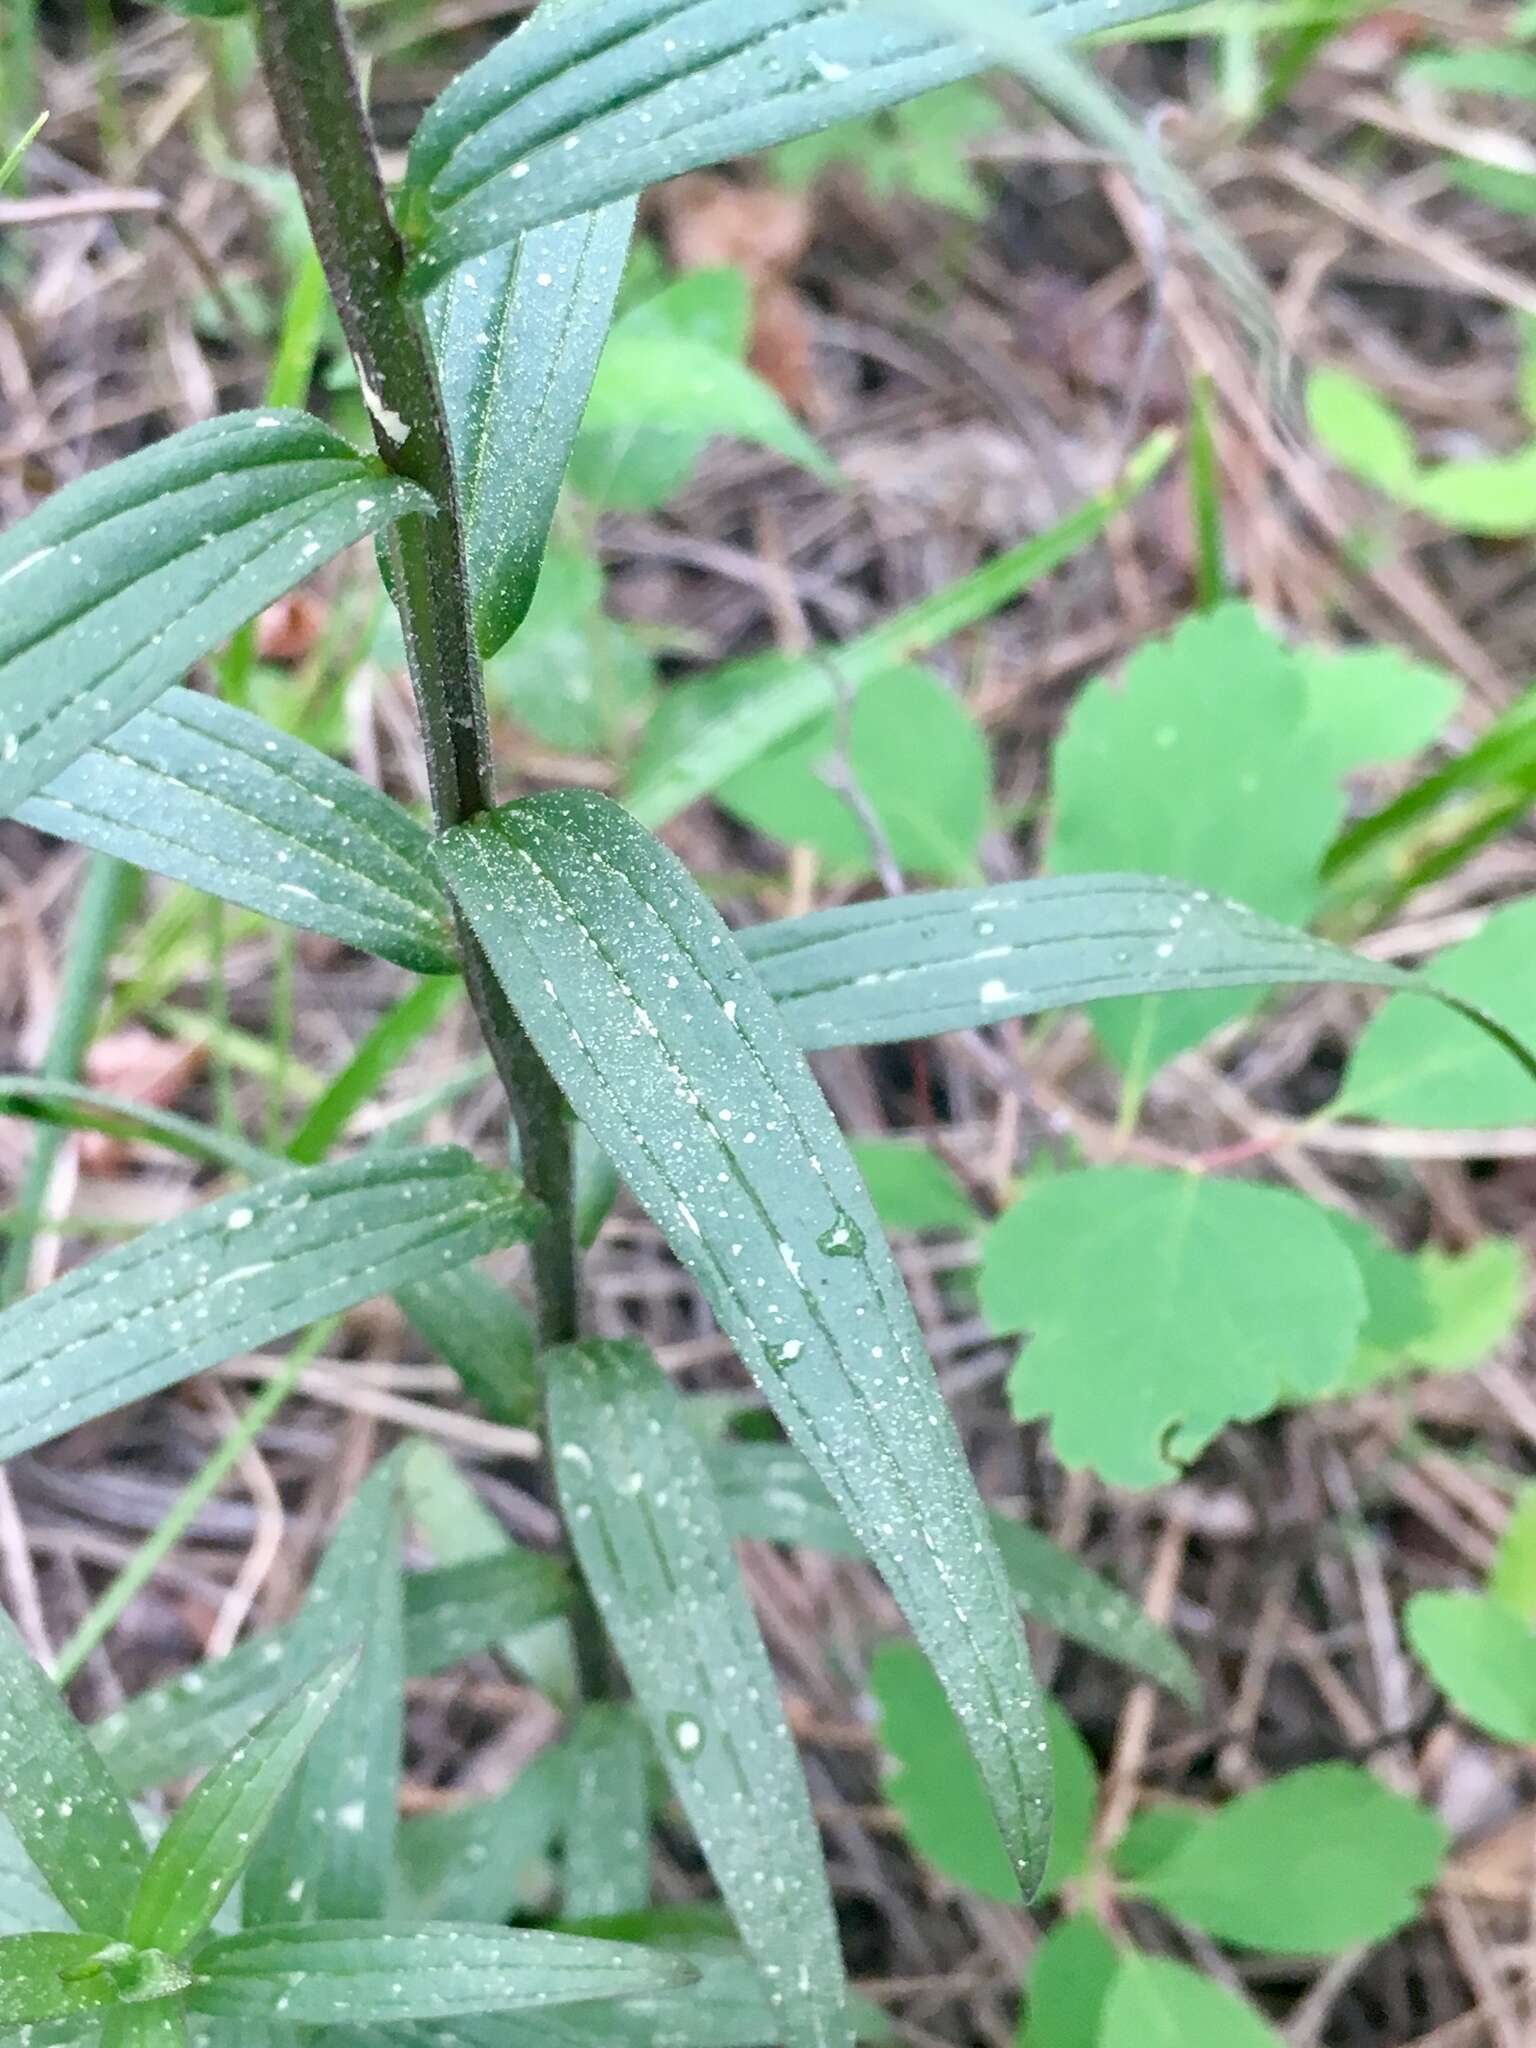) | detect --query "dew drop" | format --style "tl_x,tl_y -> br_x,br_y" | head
666,1712 -> 705,1759
817,1212 -> 865,1259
